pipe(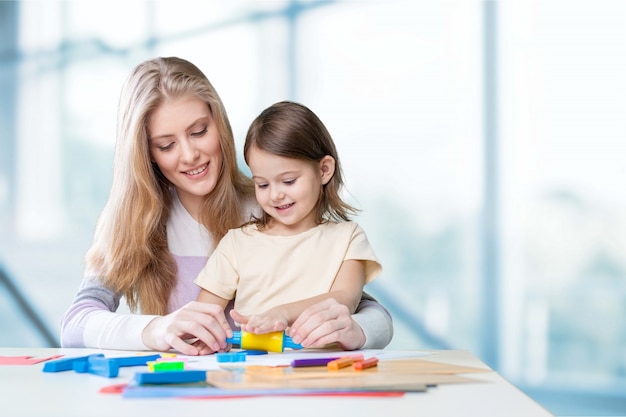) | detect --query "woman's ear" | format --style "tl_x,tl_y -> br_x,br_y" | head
319,155 -> 336,185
